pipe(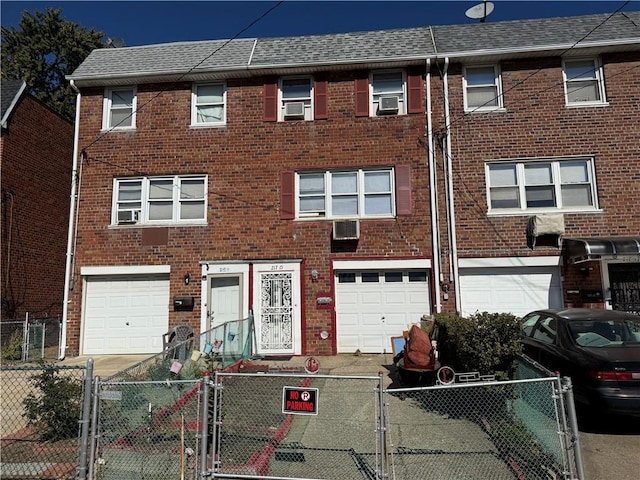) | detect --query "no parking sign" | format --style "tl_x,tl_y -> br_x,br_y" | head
282,387 -> 318,415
